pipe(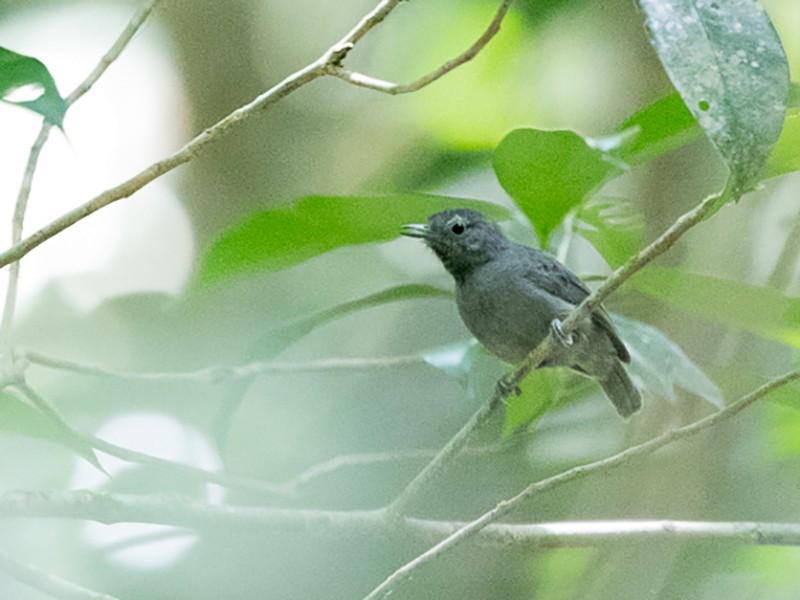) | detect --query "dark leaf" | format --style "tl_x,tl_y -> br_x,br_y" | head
0,46 -> 67,126
638,0 -> 790,194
